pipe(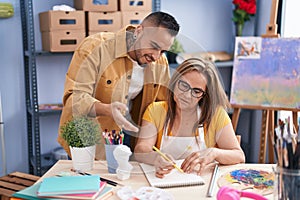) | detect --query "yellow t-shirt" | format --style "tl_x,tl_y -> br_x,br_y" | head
142,101 -> 231,148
